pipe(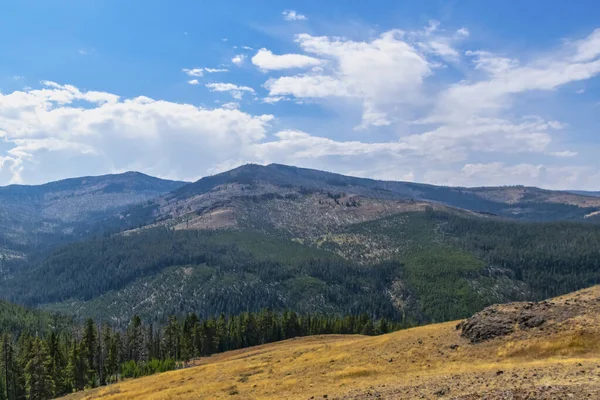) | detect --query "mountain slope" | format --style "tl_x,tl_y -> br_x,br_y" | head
3,208 -> 595,325
0,172 -> 186,263
2,164 -> 600,325
117,164 -> 600,236
62,285 -> 600,400
0,299 -> 72,334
